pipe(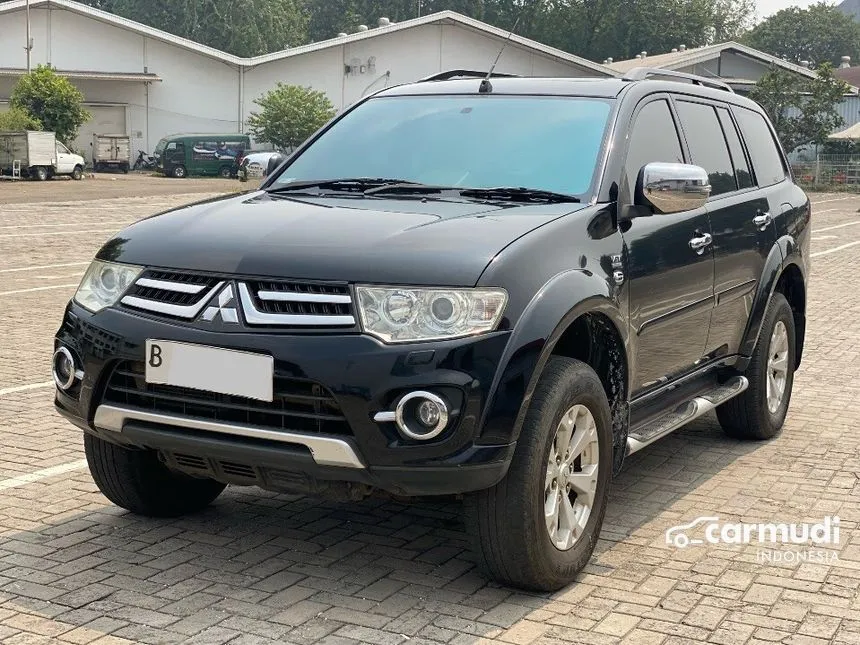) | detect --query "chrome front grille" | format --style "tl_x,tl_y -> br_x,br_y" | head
120,270 -> 356,327
103,360 -> 353,436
